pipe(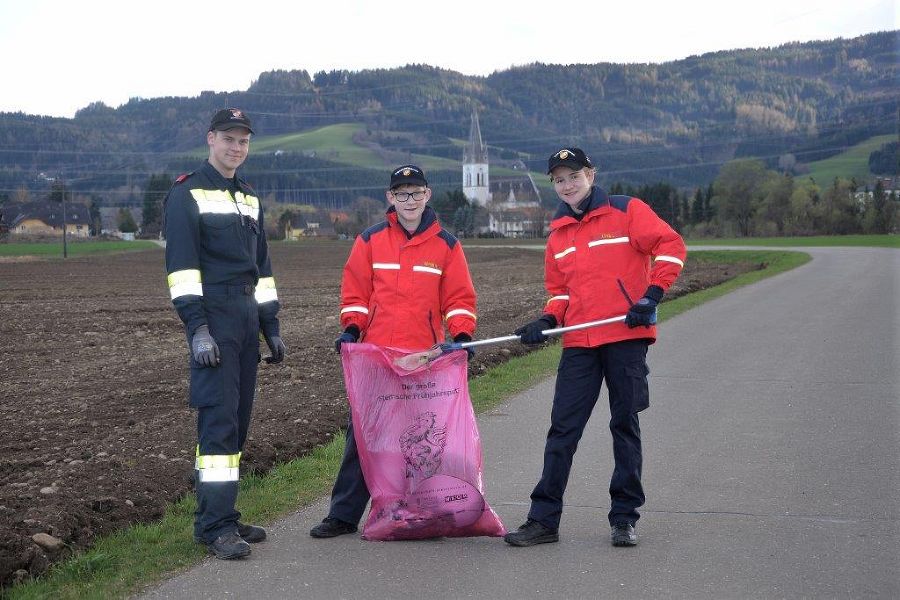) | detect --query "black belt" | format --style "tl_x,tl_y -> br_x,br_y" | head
202,282 -> 255,296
